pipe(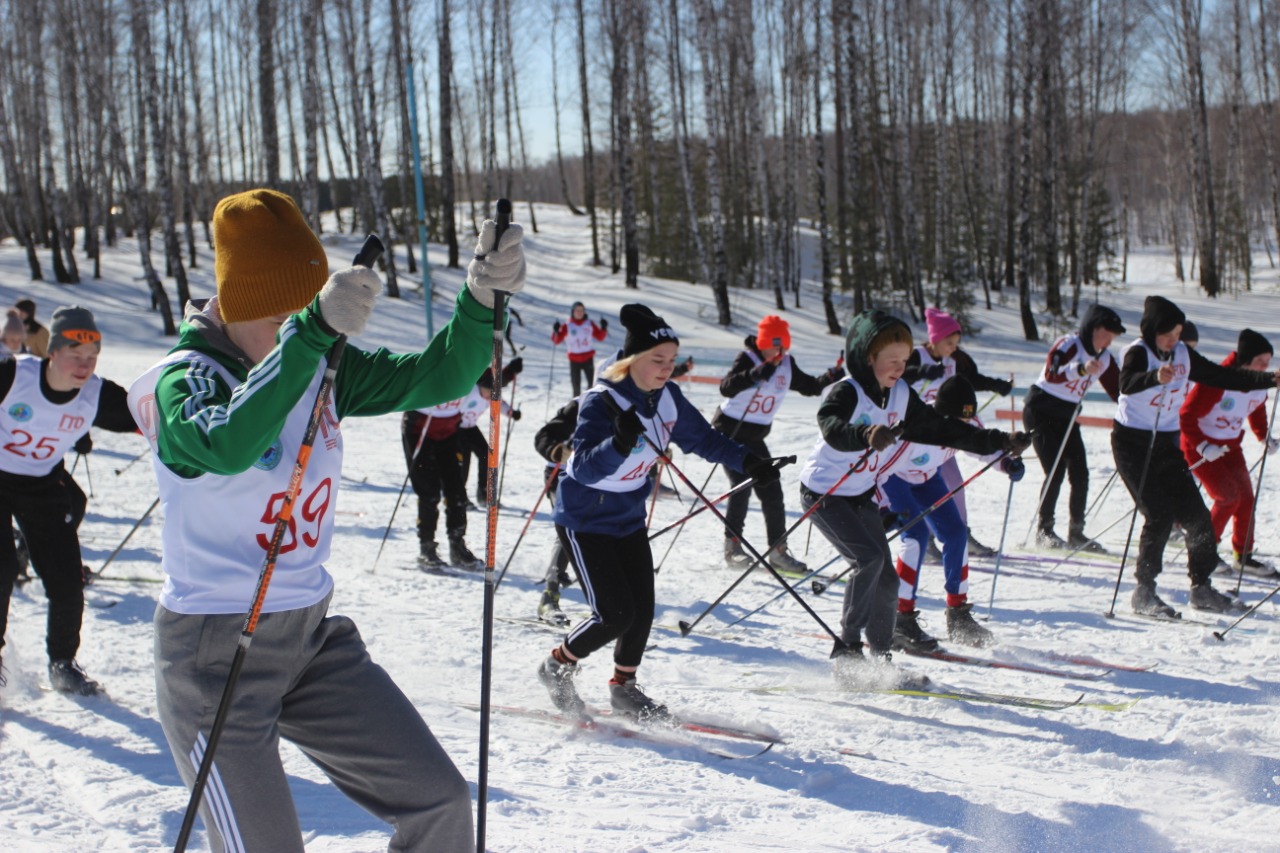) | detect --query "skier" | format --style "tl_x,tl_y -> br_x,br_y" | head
537,303 -> 775,721
1112,296 -> 1279,617
551,300 -> 608,396
714,315 -> 843,571
0,306 -> 138,693
902,307 -> 1014,557
12,298 -> 49,358
457,358 -> 523,508
798,310 -> 1029,687
882,376 -> 1025,651
1,309 -> 26,357
128,188 -> 523,852
1021,304 -> 1125,550
1179,328 -> 1280,579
